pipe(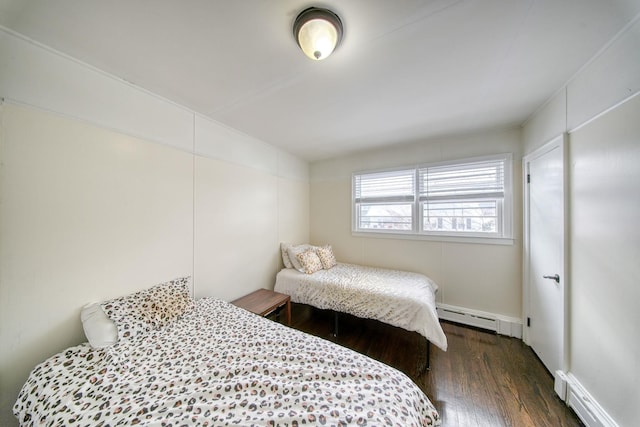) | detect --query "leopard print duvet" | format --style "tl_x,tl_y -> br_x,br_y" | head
14,298 -> 441,426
